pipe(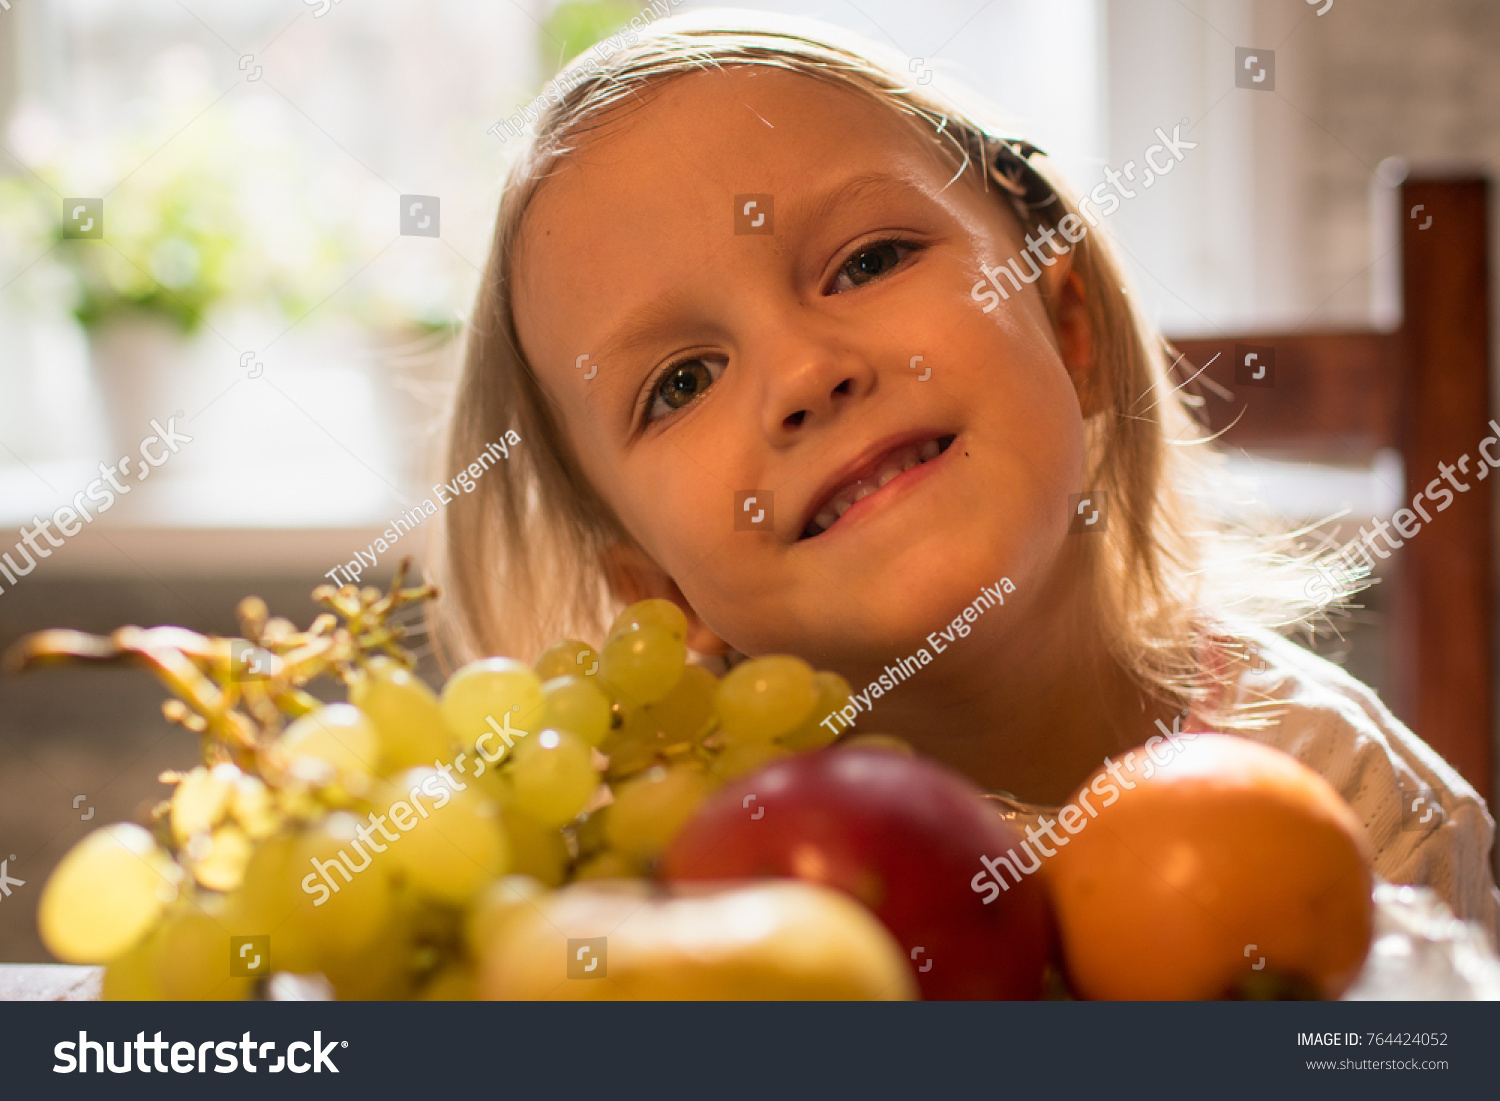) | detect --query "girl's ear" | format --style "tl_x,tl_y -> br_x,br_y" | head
1041,260 -> 1103,417
601,541 -> 732,656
